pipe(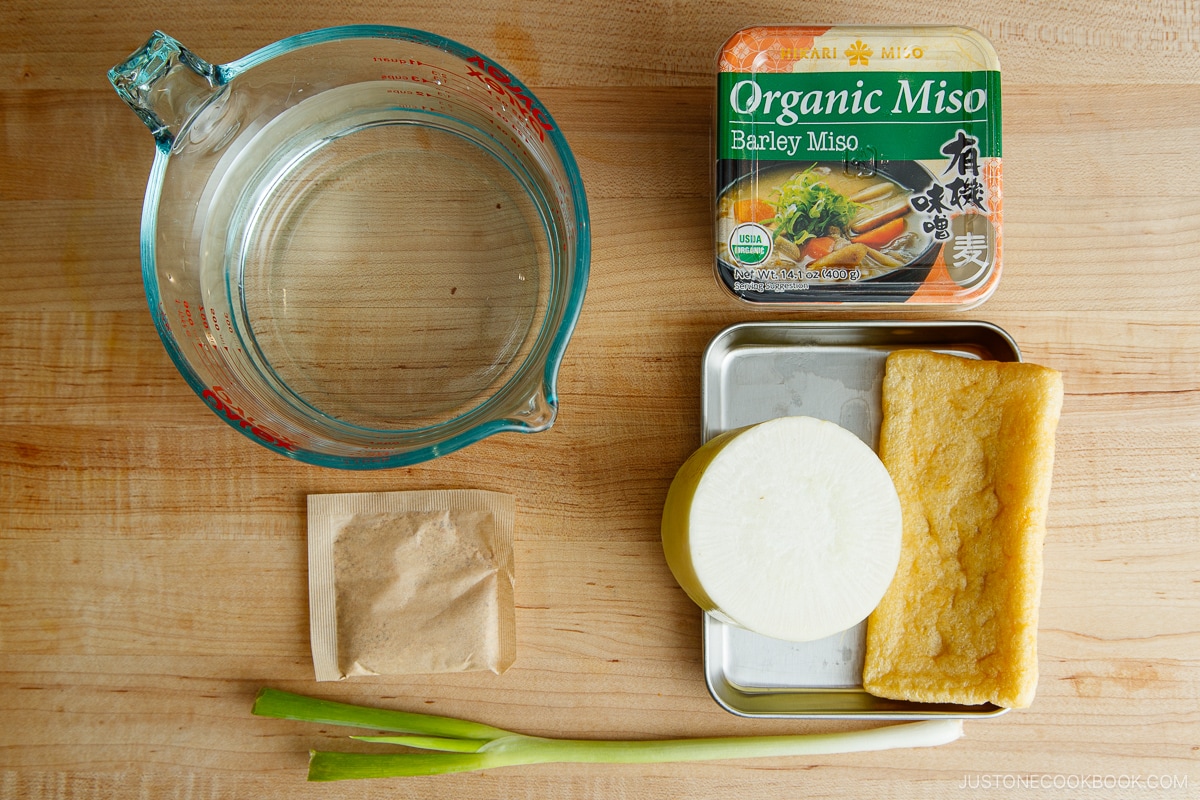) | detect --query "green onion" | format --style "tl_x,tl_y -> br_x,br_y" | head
253,688 -> 964,781
767,166 -> 863,243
